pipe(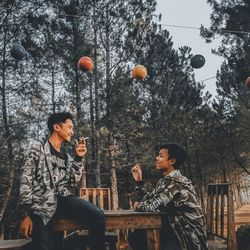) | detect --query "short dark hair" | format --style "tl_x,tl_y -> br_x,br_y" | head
47,112 -> 74,134
160,143 -> 187,169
